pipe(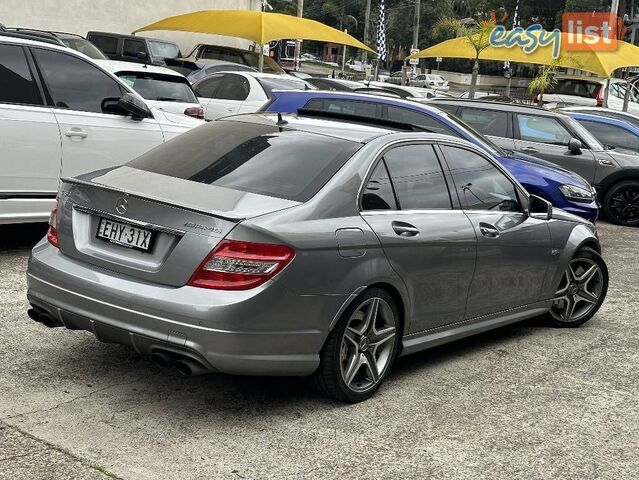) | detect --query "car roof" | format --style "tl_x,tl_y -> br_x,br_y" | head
567,111 -> 639,130
95,59 -> 186,78
225,112 -> 475,147
427,98 -> 563,115
0,33 -> 76,51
